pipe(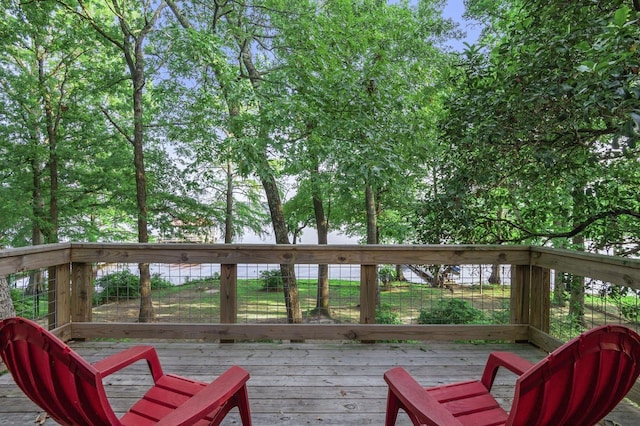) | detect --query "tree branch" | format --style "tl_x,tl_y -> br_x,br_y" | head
99,106 -> 134,145
493,208 -> 640,243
